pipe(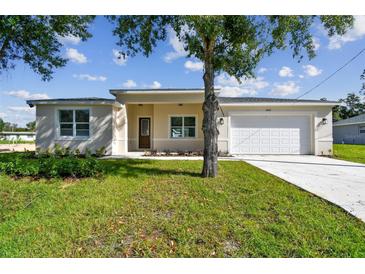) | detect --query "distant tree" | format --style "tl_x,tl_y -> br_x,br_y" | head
0,16 -> 94,80
361,69 -> 365,94
0,118 -> 4,132
333,92 -> 365,121
26,121 -> 36,131
3,122 -> 16,132
110,15 -> 354,177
